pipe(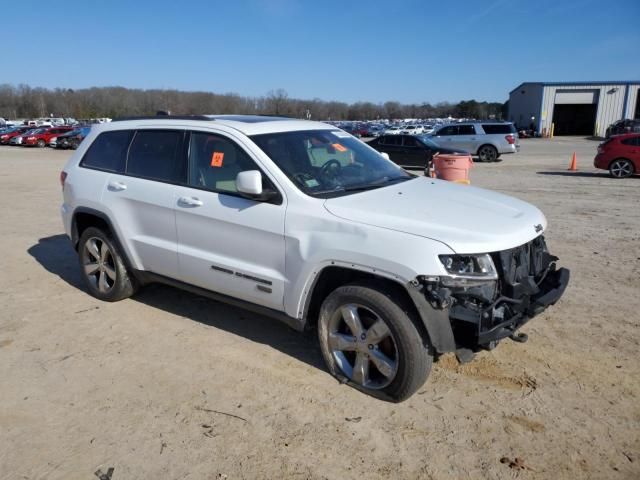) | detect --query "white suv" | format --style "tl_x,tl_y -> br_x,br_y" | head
60,115 -> 569,402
